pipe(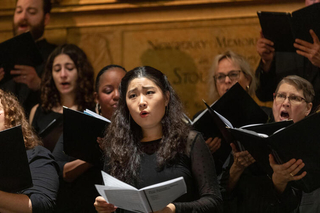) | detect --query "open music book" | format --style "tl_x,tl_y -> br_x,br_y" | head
190,83 -> 268,172
228,112 -> 320,192
63,107 -> 110,167
95,171 -> 187,213
0,32 -> 43,83
257,2 -> 320,52
0,125 -> 33,192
